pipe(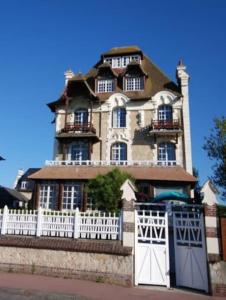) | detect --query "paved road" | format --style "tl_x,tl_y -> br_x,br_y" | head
0,272 -> 222,300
